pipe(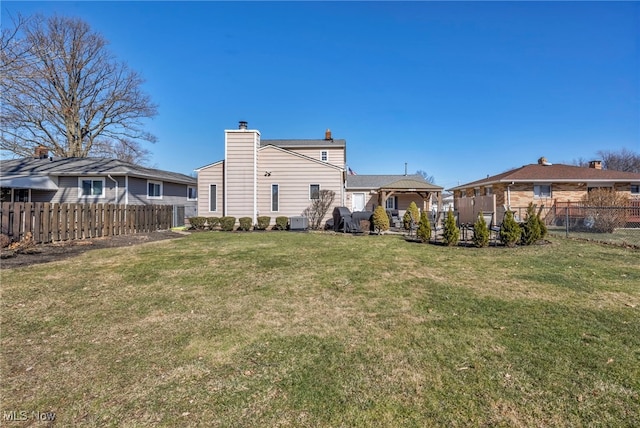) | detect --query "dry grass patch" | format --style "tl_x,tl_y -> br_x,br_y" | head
1,232 -> 638,426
